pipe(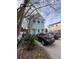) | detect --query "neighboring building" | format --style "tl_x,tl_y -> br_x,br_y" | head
48,21 -> 61,32
22,18 -> 28,29
17,18 -> 28,41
